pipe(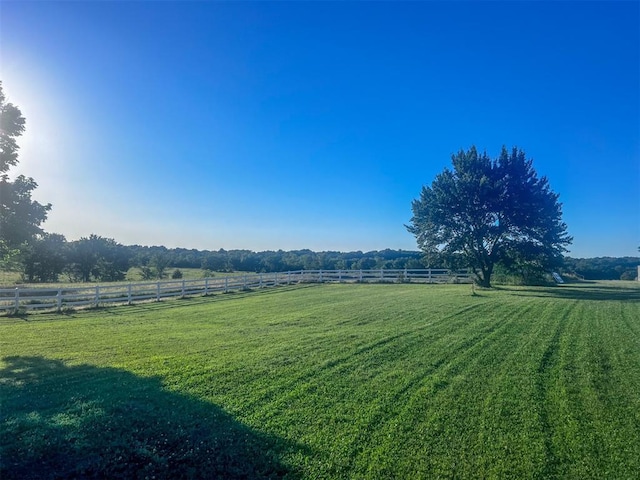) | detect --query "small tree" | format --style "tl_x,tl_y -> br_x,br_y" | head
139,264 -> 155,281
407,146 -> 572,287
151,254 -> 169,279
20,233 -> 67,283
66,235 -> 130,282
